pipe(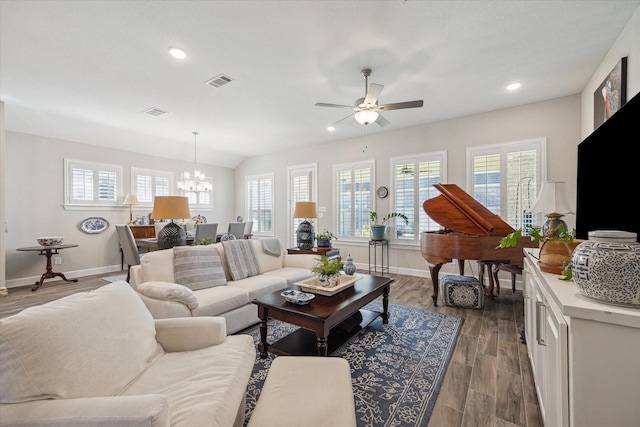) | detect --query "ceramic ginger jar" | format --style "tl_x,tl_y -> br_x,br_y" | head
571,230 -> 640,307
344,254 -> 356,275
